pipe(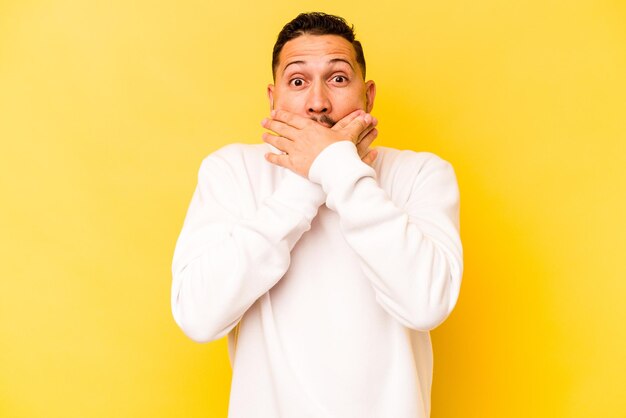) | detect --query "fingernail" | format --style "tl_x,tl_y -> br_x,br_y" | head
261,118 -> 268,126
270,110 -> 276,118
